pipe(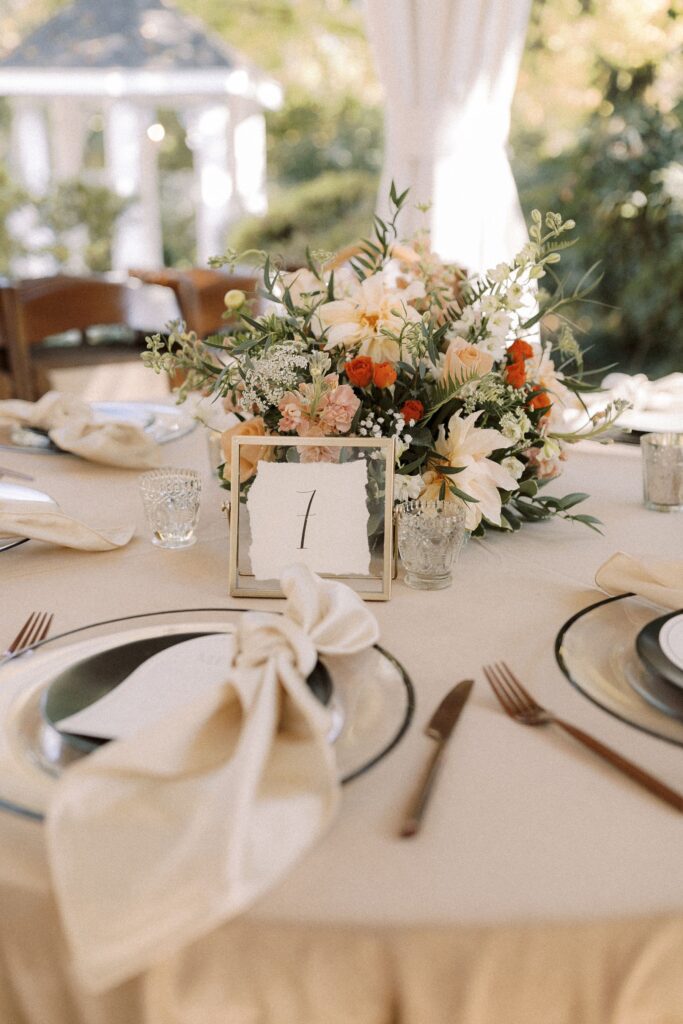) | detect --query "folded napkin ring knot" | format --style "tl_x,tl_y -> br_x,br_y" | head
234,612 -> 318,679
